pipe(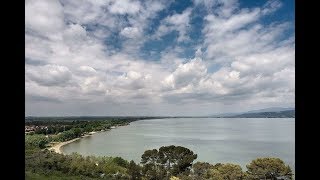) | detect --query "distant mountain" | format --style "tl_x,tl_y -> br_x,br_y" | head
226,110 -> 295,118
245,107 -> 294,114
210,112 -> 241,117
210,107 -> 294,118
